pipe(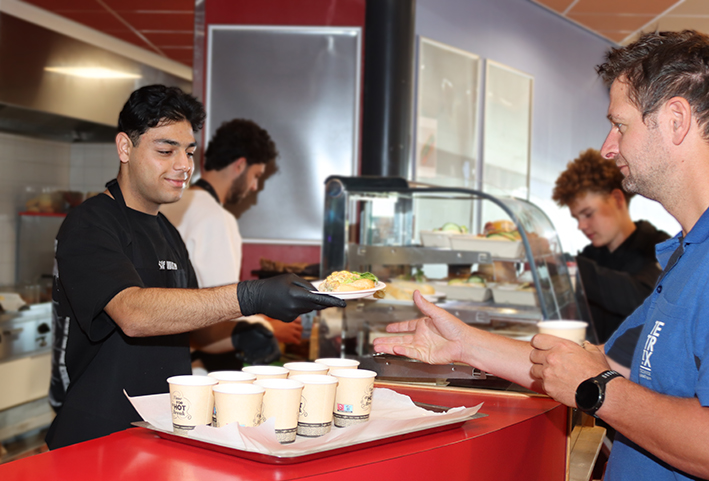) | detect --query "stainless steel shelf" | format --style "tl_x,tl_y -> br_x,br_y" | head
347,243 -> 493,267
